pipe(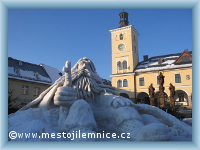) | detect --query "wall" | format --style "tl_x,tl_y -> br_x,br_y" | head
8,78 -> 50,105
